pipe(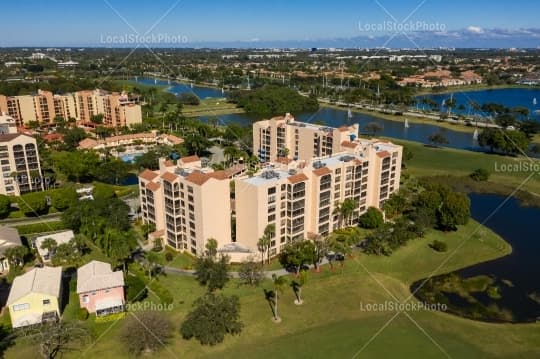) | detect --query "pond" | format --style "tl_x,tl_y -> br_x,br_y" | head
132,77 -> 225,99
412,193 -> 540,323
